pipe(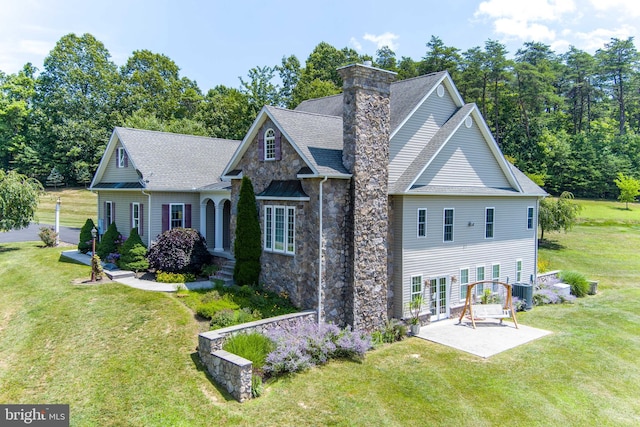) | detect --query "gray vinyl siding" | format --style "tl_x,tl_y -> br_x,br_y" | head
389,91 -> 458,183
391,196 -> 405,319
100,141 -> 140,183
96,190 -> 201,246
395,196 -> 538,318
96,190 -> 148,244
414,119 -> 511,188
147,192 -> 201,245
